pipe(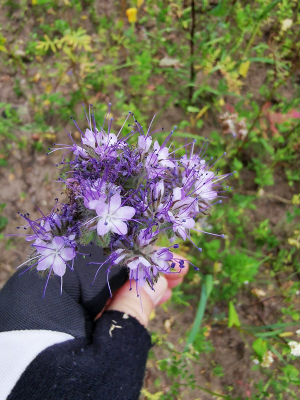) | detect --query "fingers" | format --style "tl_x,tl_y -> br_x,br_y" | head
165,251 -> 189,288
106,275 -> 168,327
